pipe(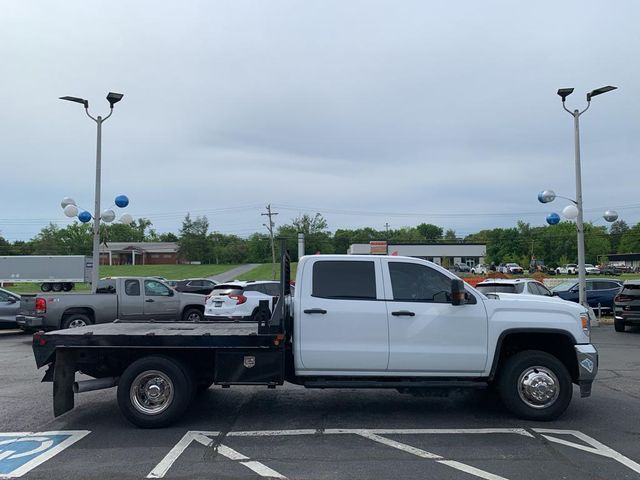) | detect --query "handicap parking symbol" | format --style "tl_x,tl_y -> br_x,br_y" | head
0,431 -> 89,478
